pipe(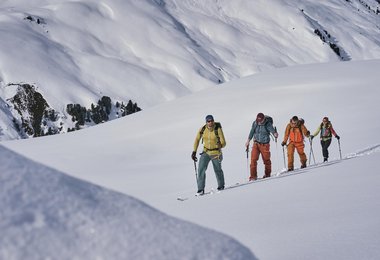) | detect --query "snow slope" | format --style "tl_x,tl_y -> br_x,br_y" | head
3,59 -> 380,259
0,145 -> 255,260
